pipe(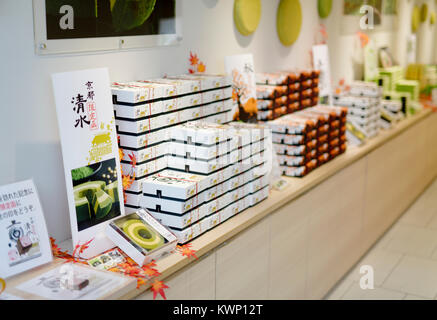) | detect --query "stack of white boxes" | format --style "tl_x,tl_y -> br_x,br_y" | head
140,122 -> 270,243
112,75 -> 234,212
379,99 -> 404,129
333,81 -> 381,145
